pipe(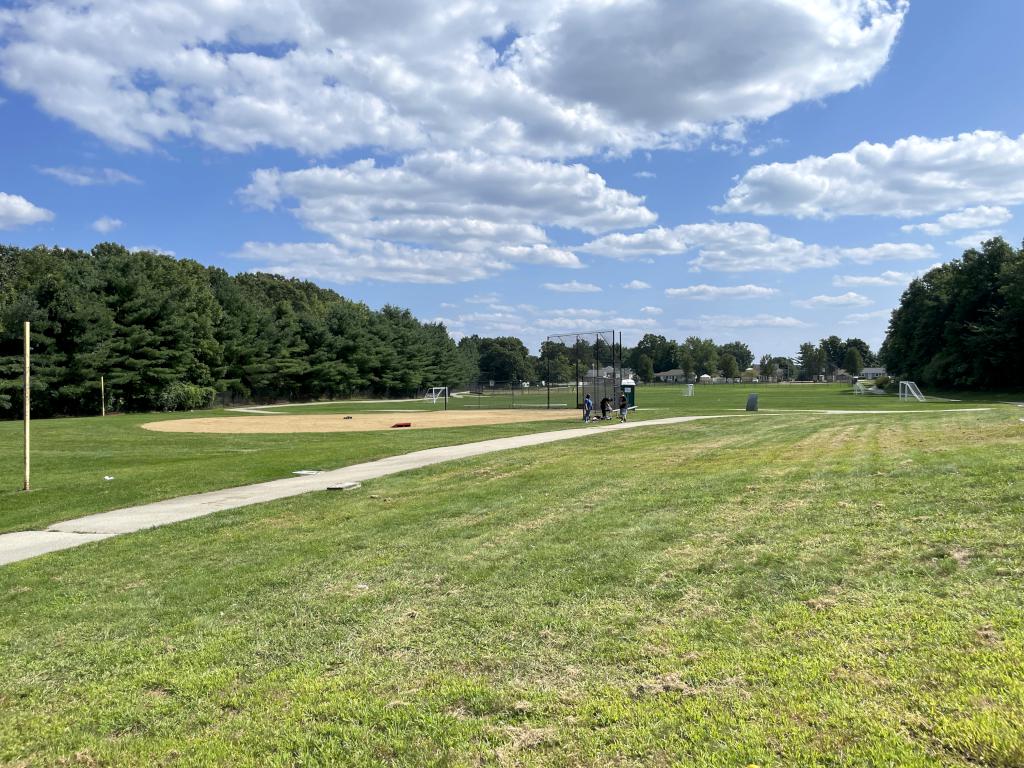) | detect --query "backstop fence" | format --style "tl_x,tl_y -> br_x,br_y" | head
544,329 -> 623,410
418,329 -> 625,411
